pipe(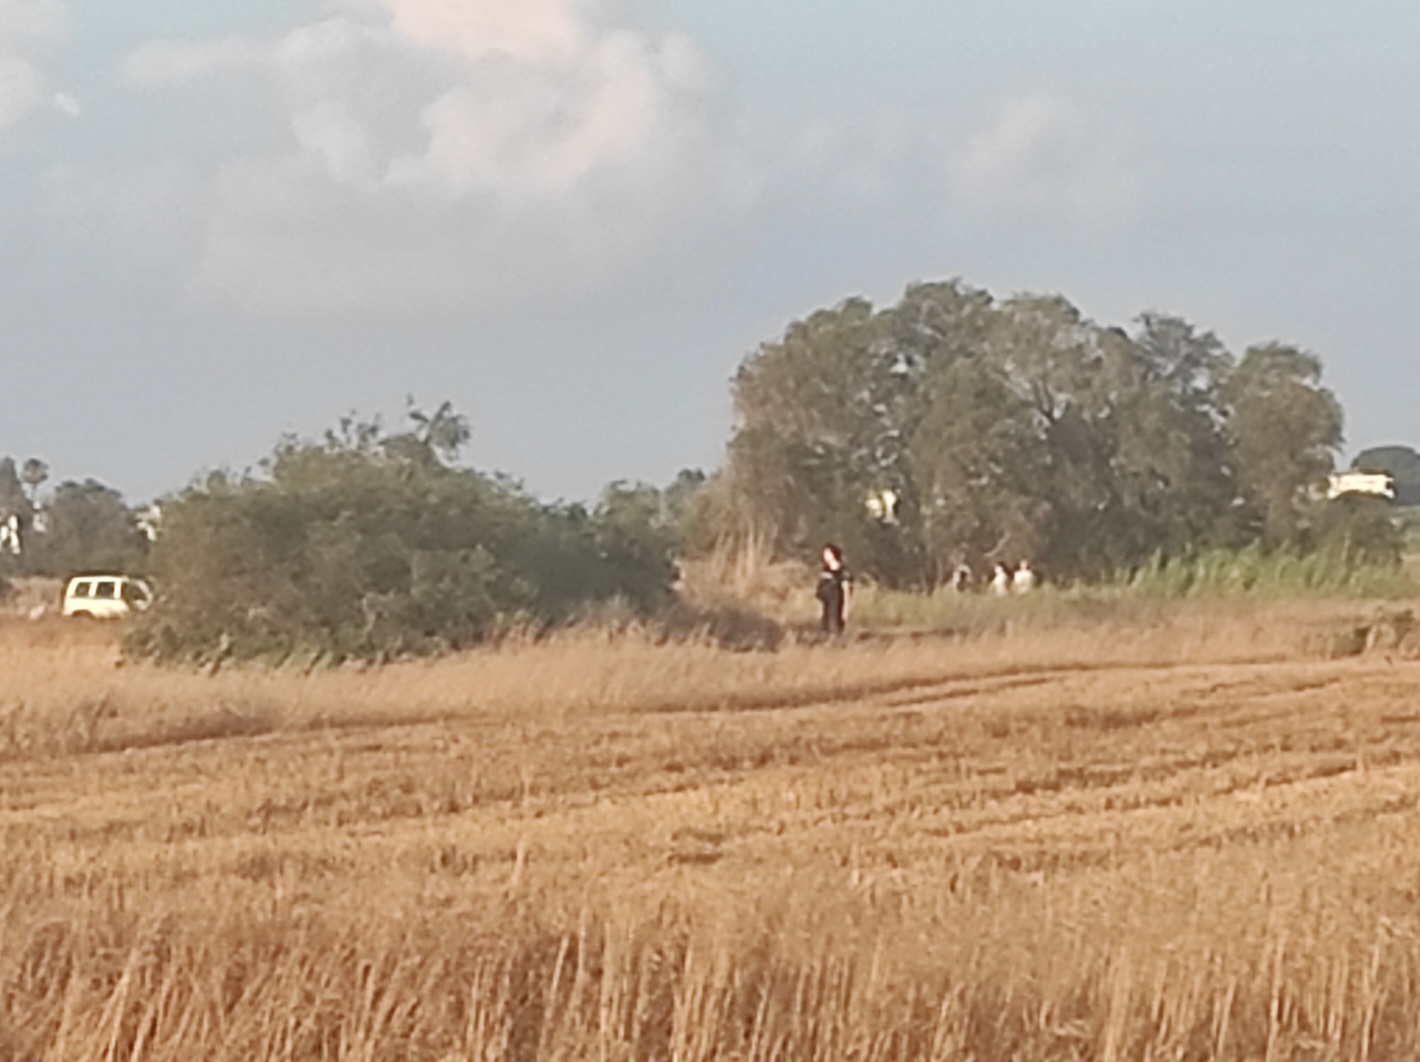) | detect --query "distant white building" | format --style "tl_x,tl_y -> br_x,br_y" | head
1328,471 -> 1396,502
137,504 -> 163,542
